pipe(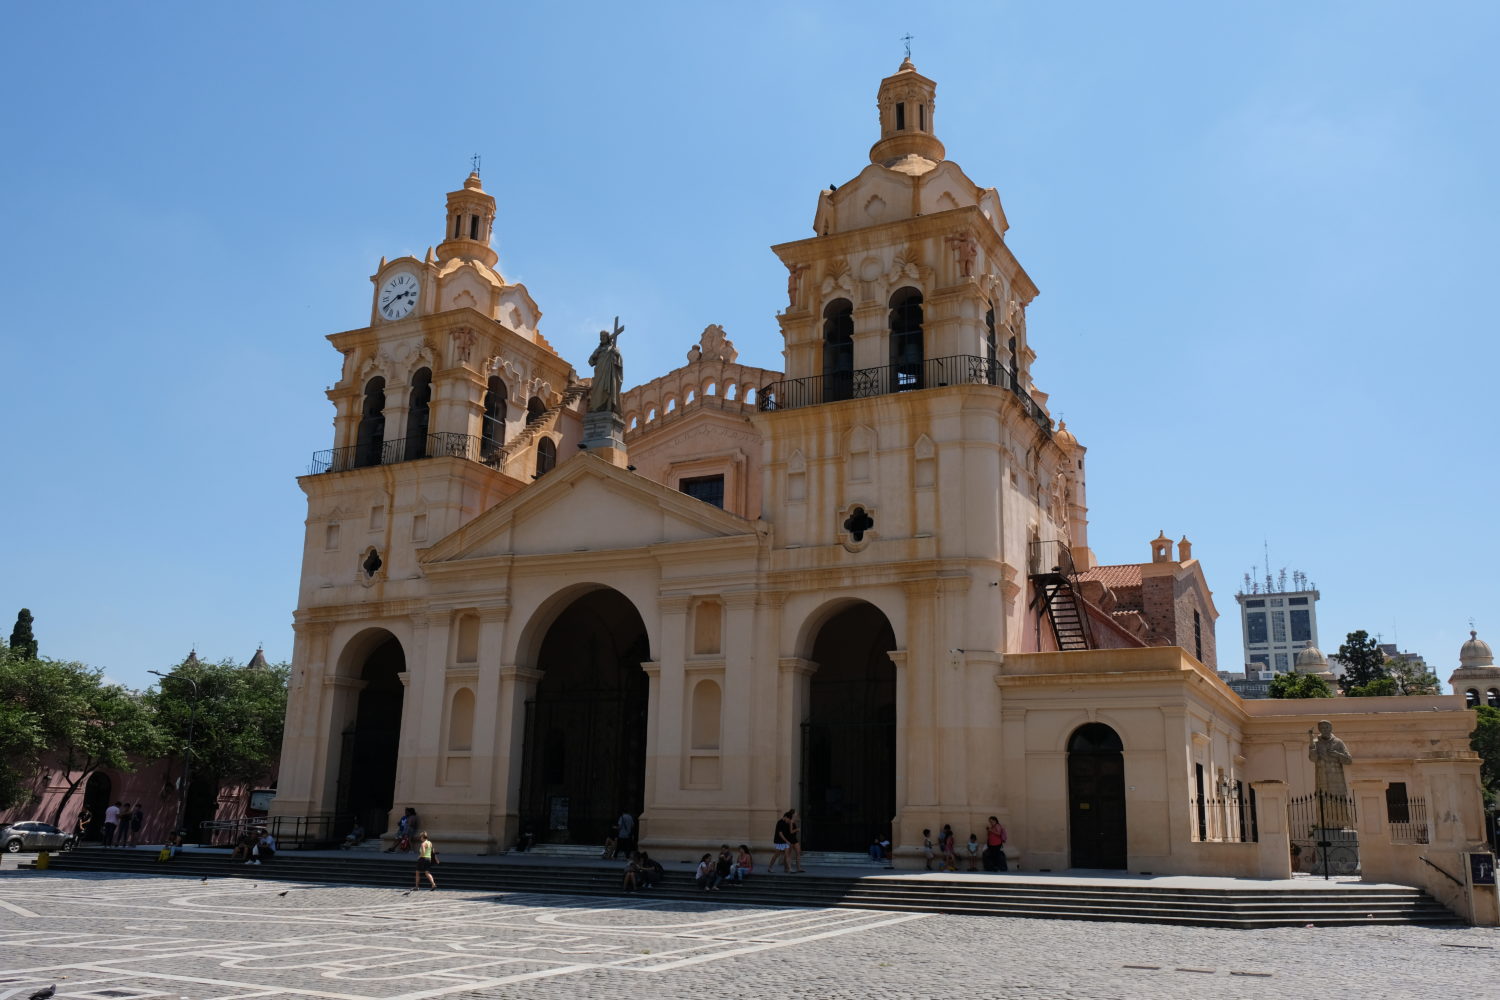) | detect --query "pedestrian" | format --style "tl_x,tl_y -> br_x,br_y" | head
966,833 -> 981,871
716,844 -> 736,884
734,844 -> 754,881
940,824 -> 958,871
130,803 -> 145,848
786,808 -> 804,872
413,831 -> 438,890
75,807 -> 92,842
639,851 -> 664,887
622,852 -> 641,892
615,810 -> 635,854
922,828 -> 935,870
984,815 -> 1008,872
102,802 -> 120,847
695,853 -> 720,891
767,810 -> 793,872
